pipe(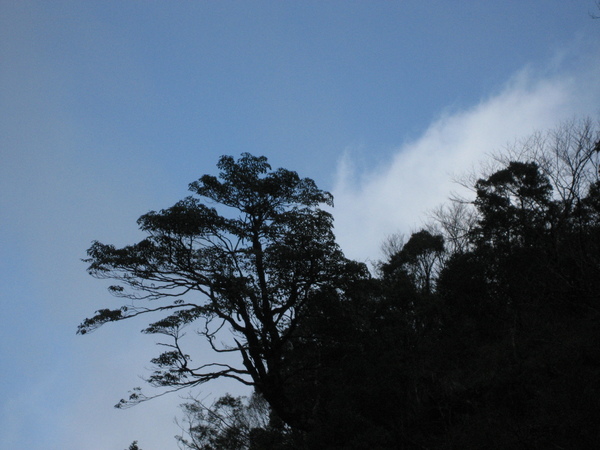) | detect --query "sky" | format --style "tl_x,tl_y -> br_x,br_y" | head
1,1 -> 600,449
